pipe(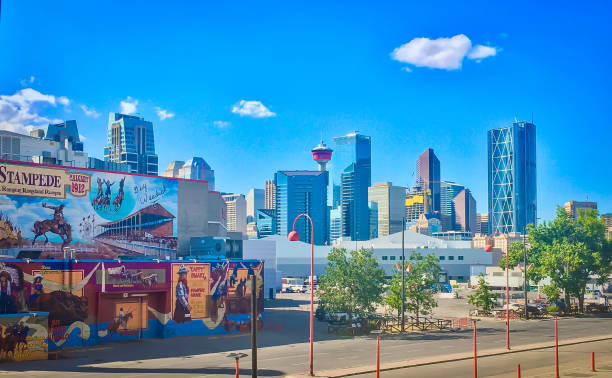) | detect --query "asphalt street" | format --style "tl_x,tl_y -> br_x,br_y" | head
1,296 -> 611,377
